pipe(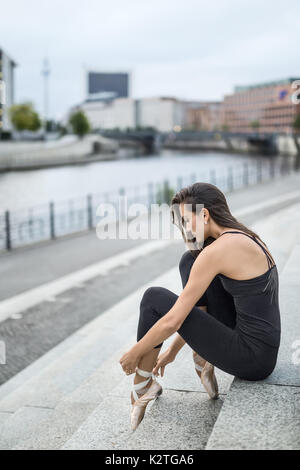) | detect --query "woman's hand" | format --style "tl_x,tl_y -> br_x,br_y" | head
152,347 -> 176,377
119,347 -> 141,376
